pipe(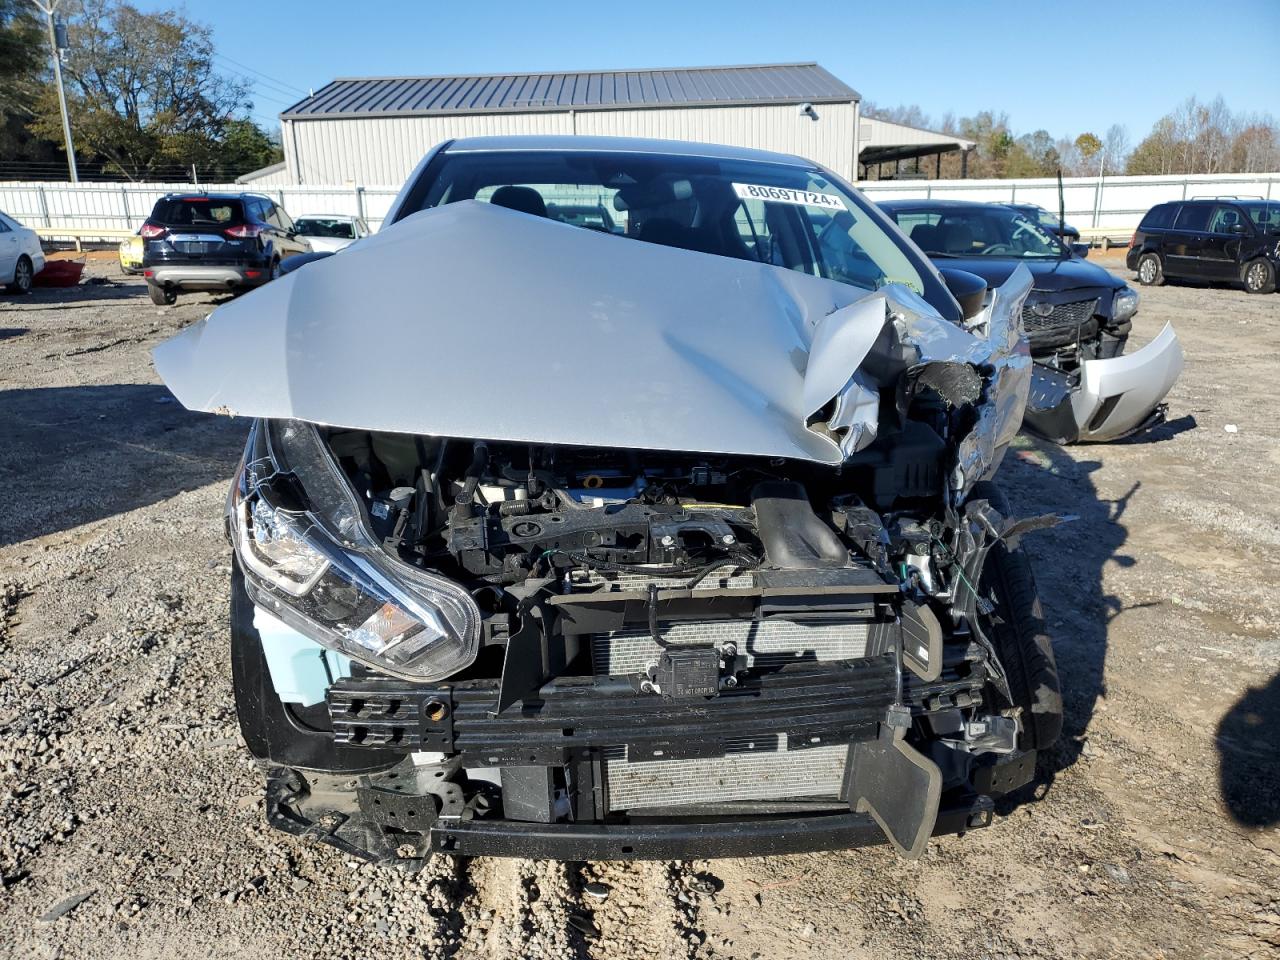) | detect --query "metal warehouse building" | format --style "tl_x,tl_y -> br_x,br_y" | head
267,63 -> 972,187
